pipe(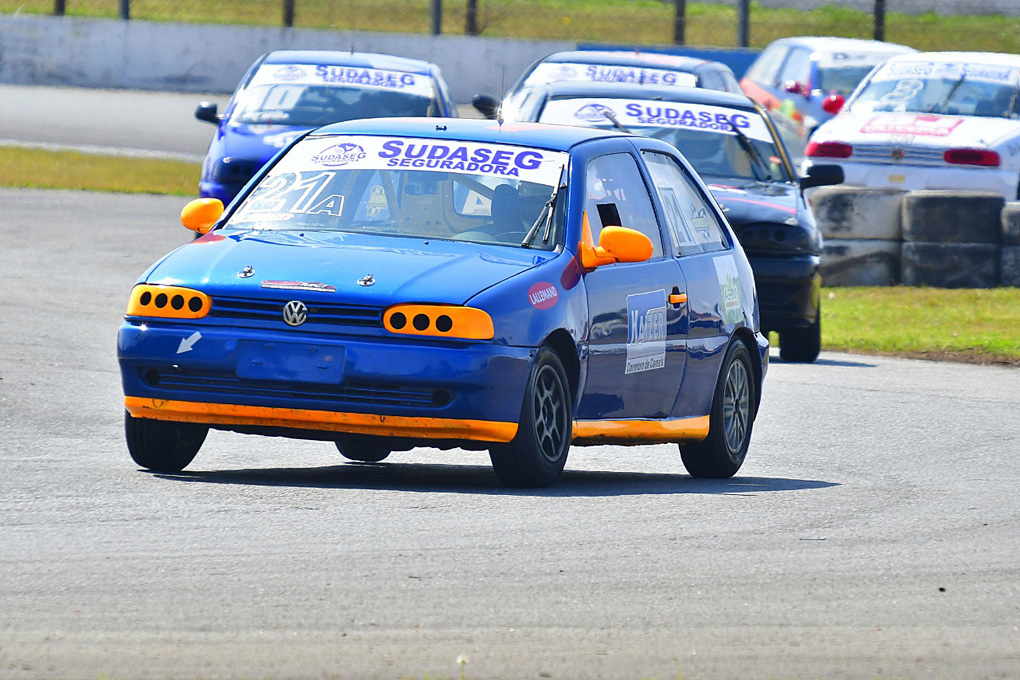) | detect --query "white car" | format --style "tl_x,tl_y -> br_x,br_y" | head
804,52 -> 1020,200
